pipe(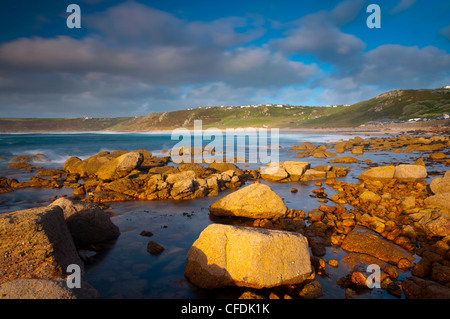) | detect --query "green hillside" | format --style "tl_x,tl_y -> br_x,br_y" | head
108,104 -> 325,131
0,88 -> 449,132
112,88 -> 450,130
0,117 -> 131,133
301,88 -> 450,128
